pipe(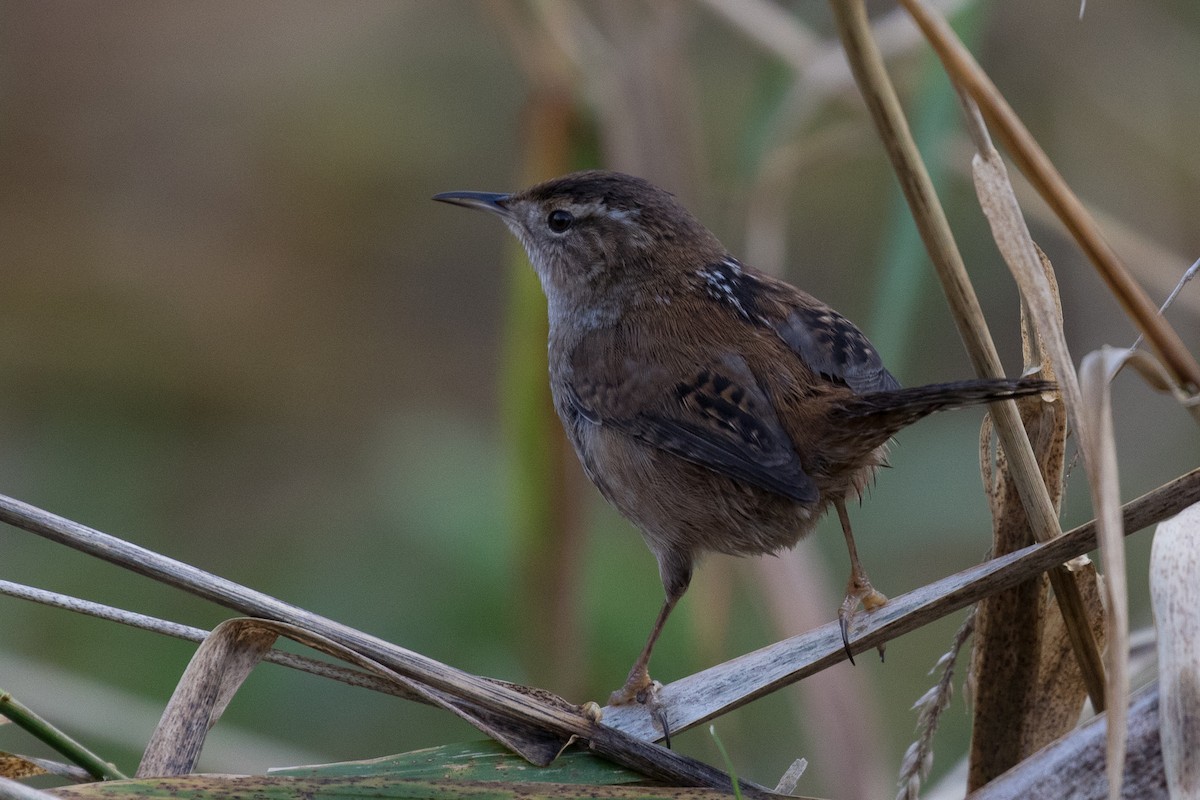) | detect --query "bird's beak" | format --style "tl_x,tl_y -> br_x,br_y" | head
432,190 -> 512,217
